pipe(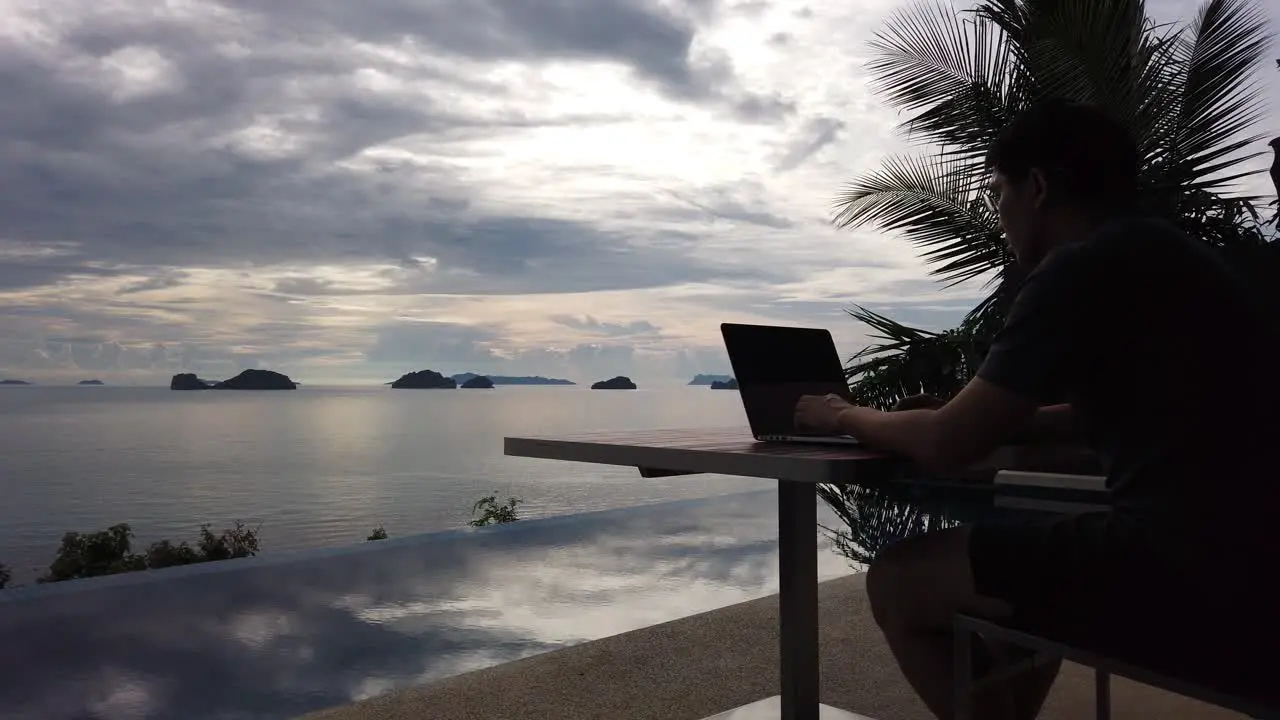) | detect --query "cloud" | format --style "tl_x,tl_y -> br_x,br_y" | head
775,116 -> 845,172
117,270 -> 191,295
11,0 -> 1262,382
662,186 -> 797,230
0,0 -> 928,385
219,0 -> 721,97
0,0 -> 803,287
365,321 -> 503,367
548,315 -> 661,337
